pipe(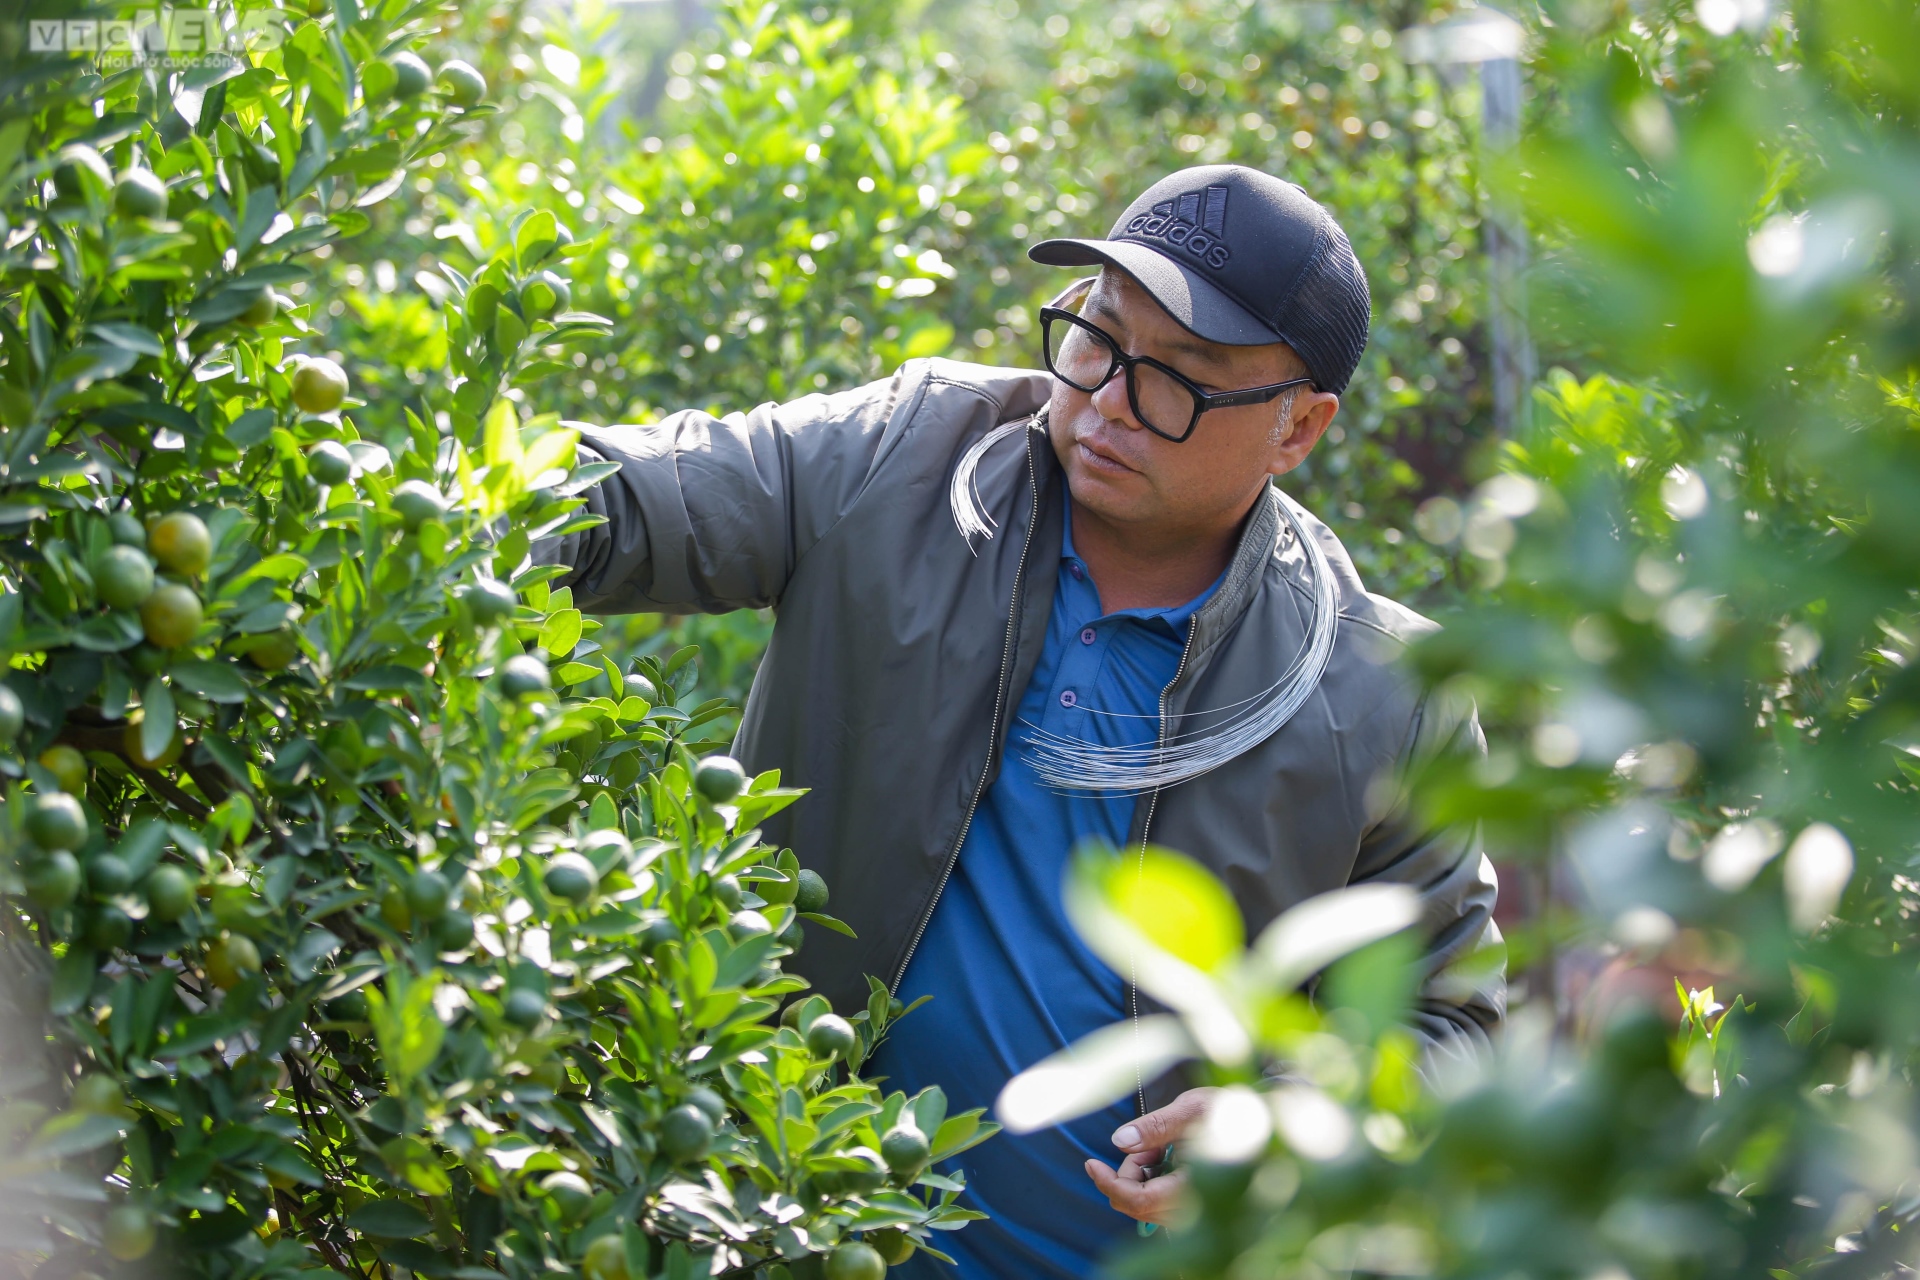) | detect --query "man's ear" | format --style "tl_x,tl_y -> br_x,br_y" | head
1270,392 -> 1340,477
